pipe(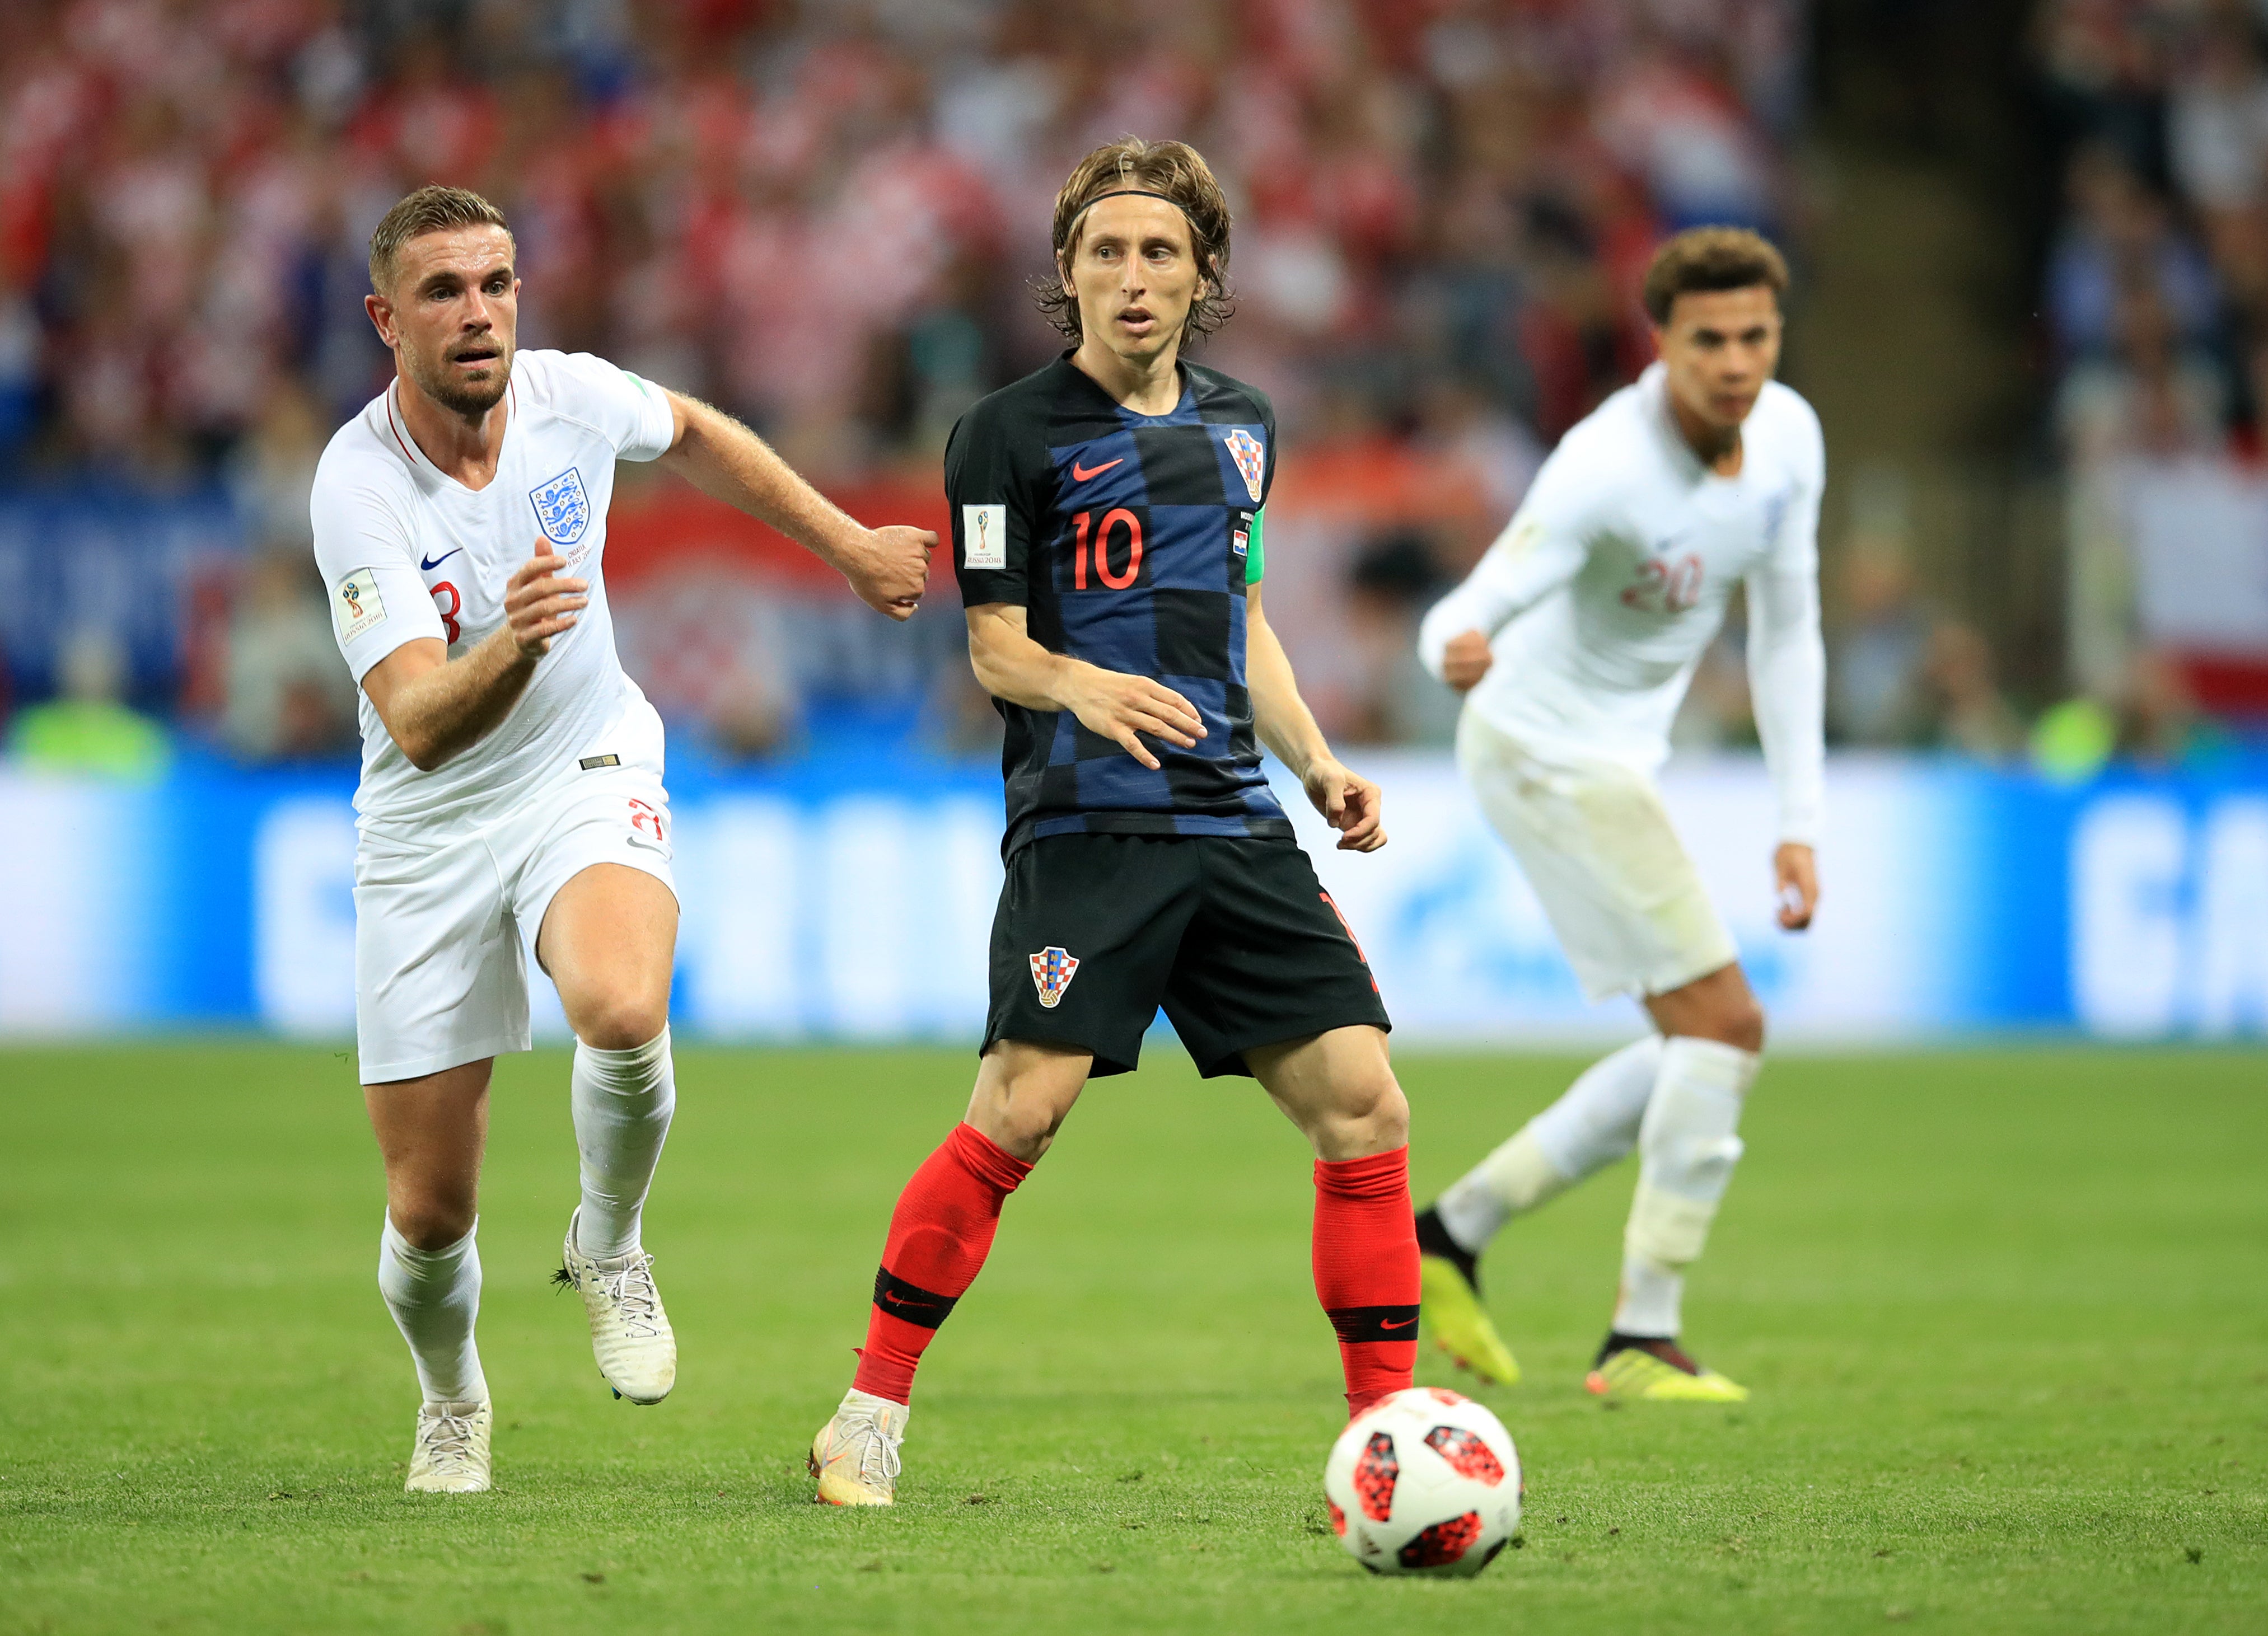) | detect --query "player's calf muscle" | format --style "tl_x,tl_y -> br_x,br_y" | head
364,1063 -> 490,1246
